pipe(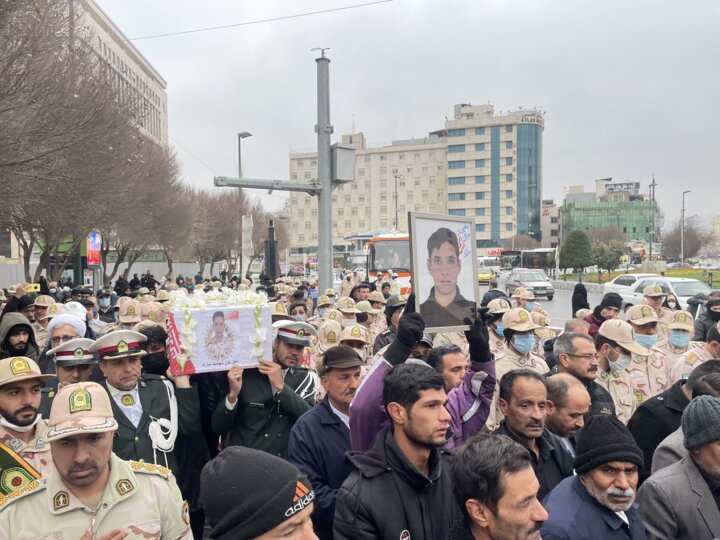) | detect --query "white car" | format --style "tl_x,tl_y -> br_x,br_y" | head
602,273 -> 661,295
619,277 -> 713,312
